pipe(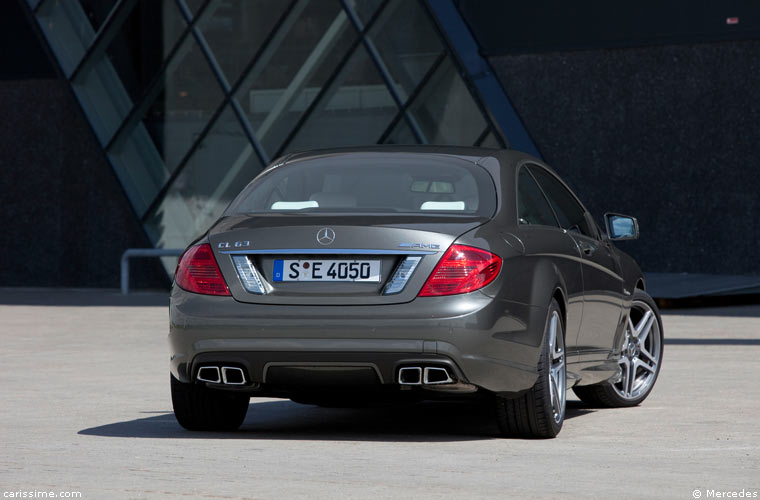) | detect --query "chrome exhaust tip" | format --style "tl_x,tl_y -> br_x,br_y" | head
423,367 -> 454,385
221,366 -> 246,385
398,367 -> 422,385
197,366 -> 221,384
